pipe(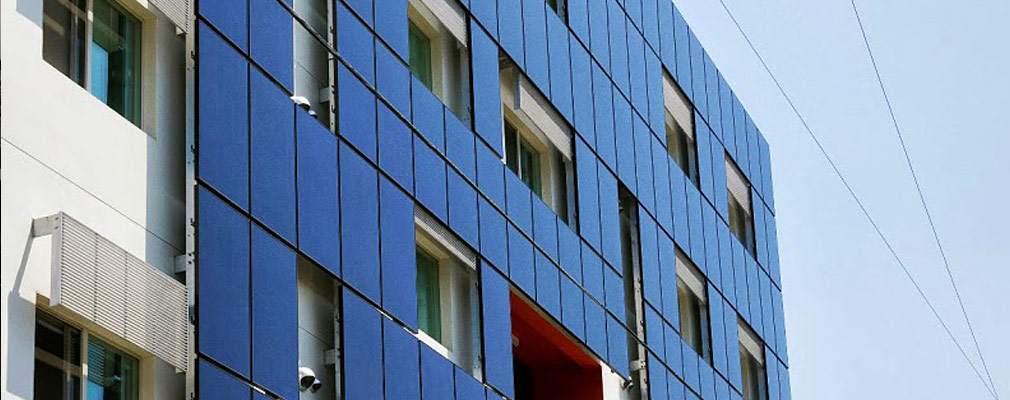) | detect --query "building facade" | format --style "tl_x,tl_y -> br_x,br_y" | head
1,0 -> 789,398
